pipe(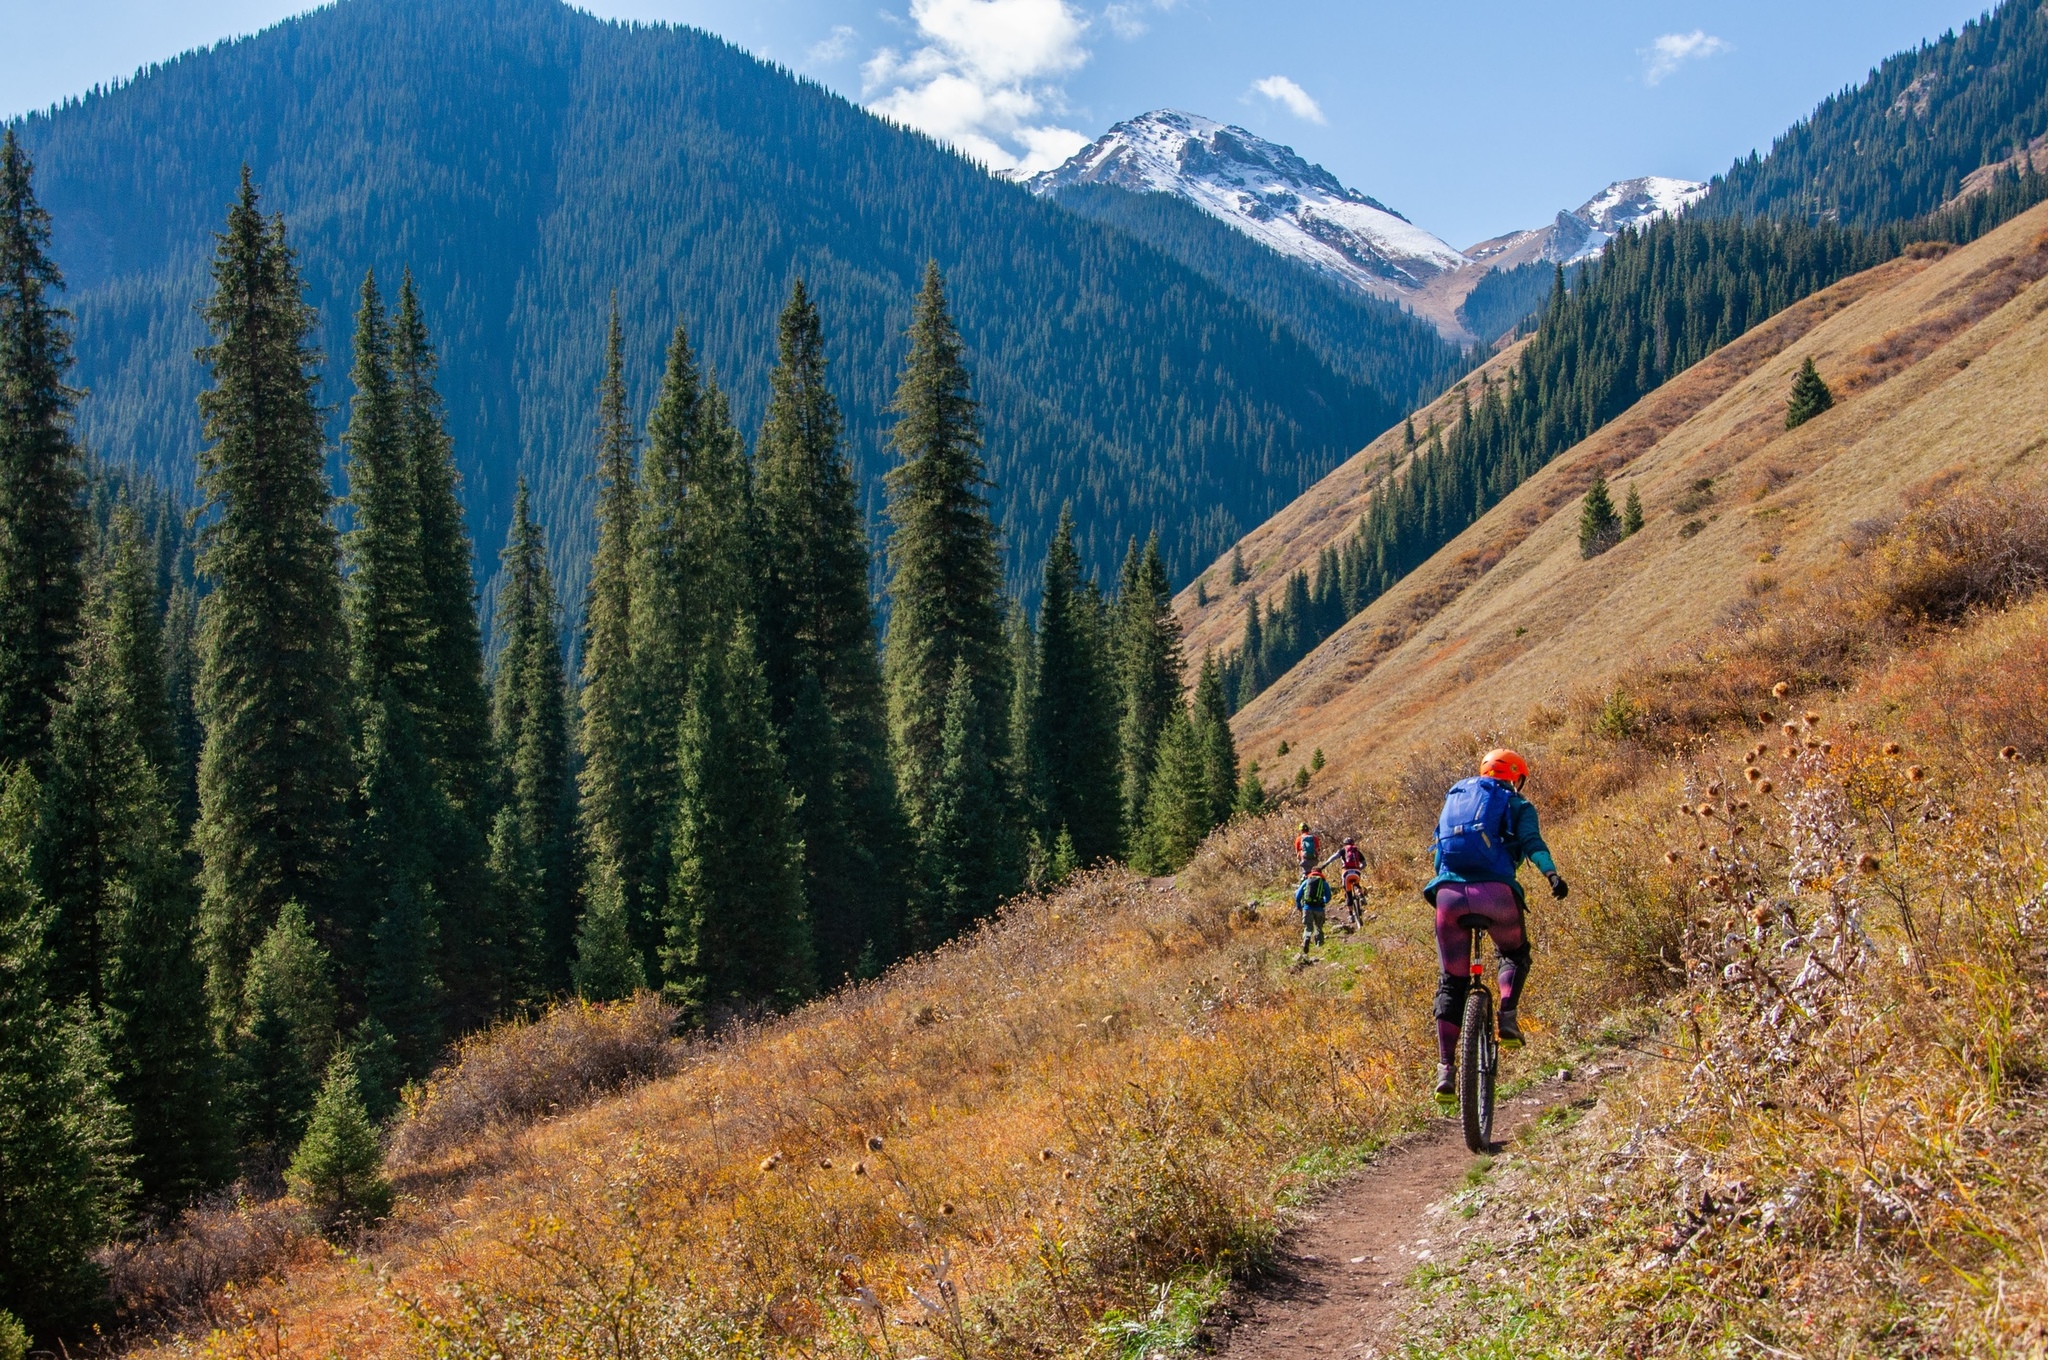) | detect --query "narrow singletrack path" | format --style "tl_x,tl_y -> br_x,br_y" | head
1214,1070 -> 1603,1358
